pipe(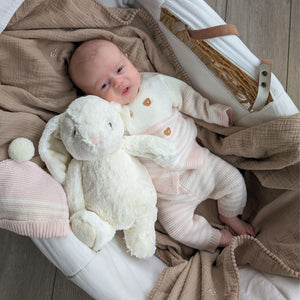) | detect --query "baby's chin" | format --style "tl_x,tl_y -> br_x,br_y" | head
123,88 -> 139,105
125,96 -> 136,105
113,96 -> 134,105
